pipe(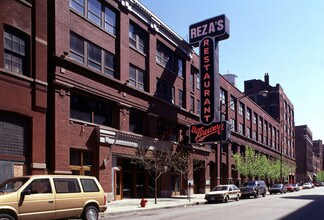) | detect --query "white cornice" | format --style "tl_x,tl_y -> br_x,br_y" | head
120,0 -> 194,58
